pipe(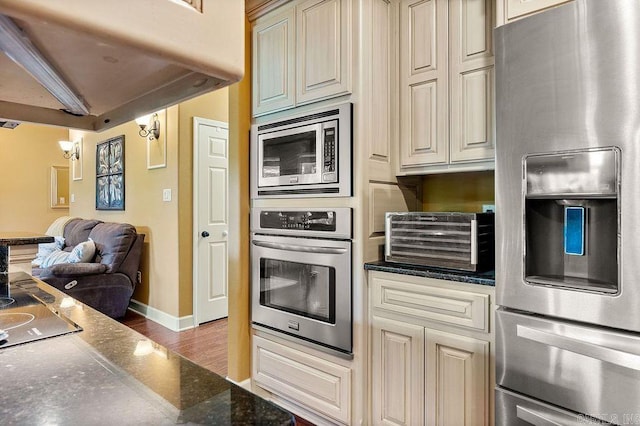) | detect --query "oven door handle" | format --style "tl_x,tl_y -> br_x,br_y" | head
252,240 -> 348,255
